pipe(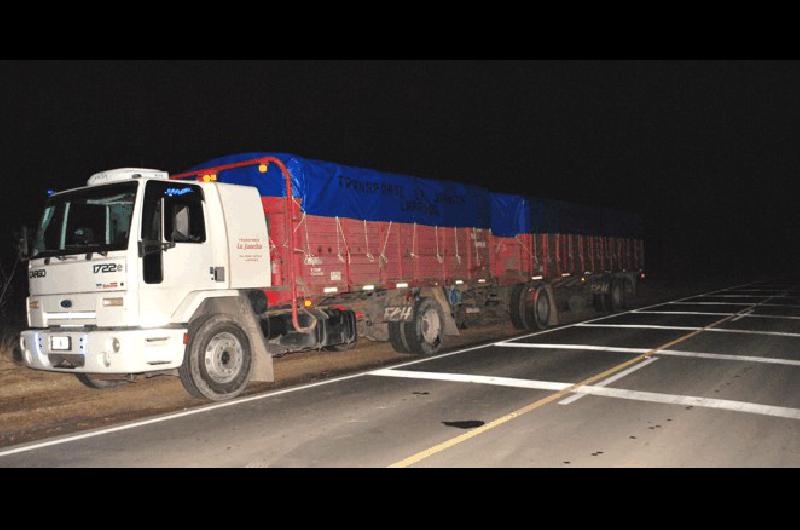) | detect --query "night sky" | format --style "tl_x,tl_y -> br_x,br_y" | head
1,60 -> 798,283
